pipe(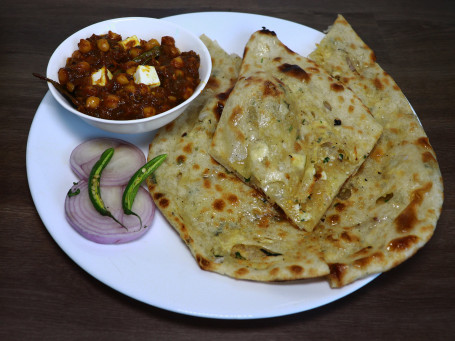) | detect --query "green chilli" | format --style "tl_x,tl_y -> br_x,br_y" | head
88,148 -> 127,230
122,154 -> 167,227
132,46 -> 160,64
